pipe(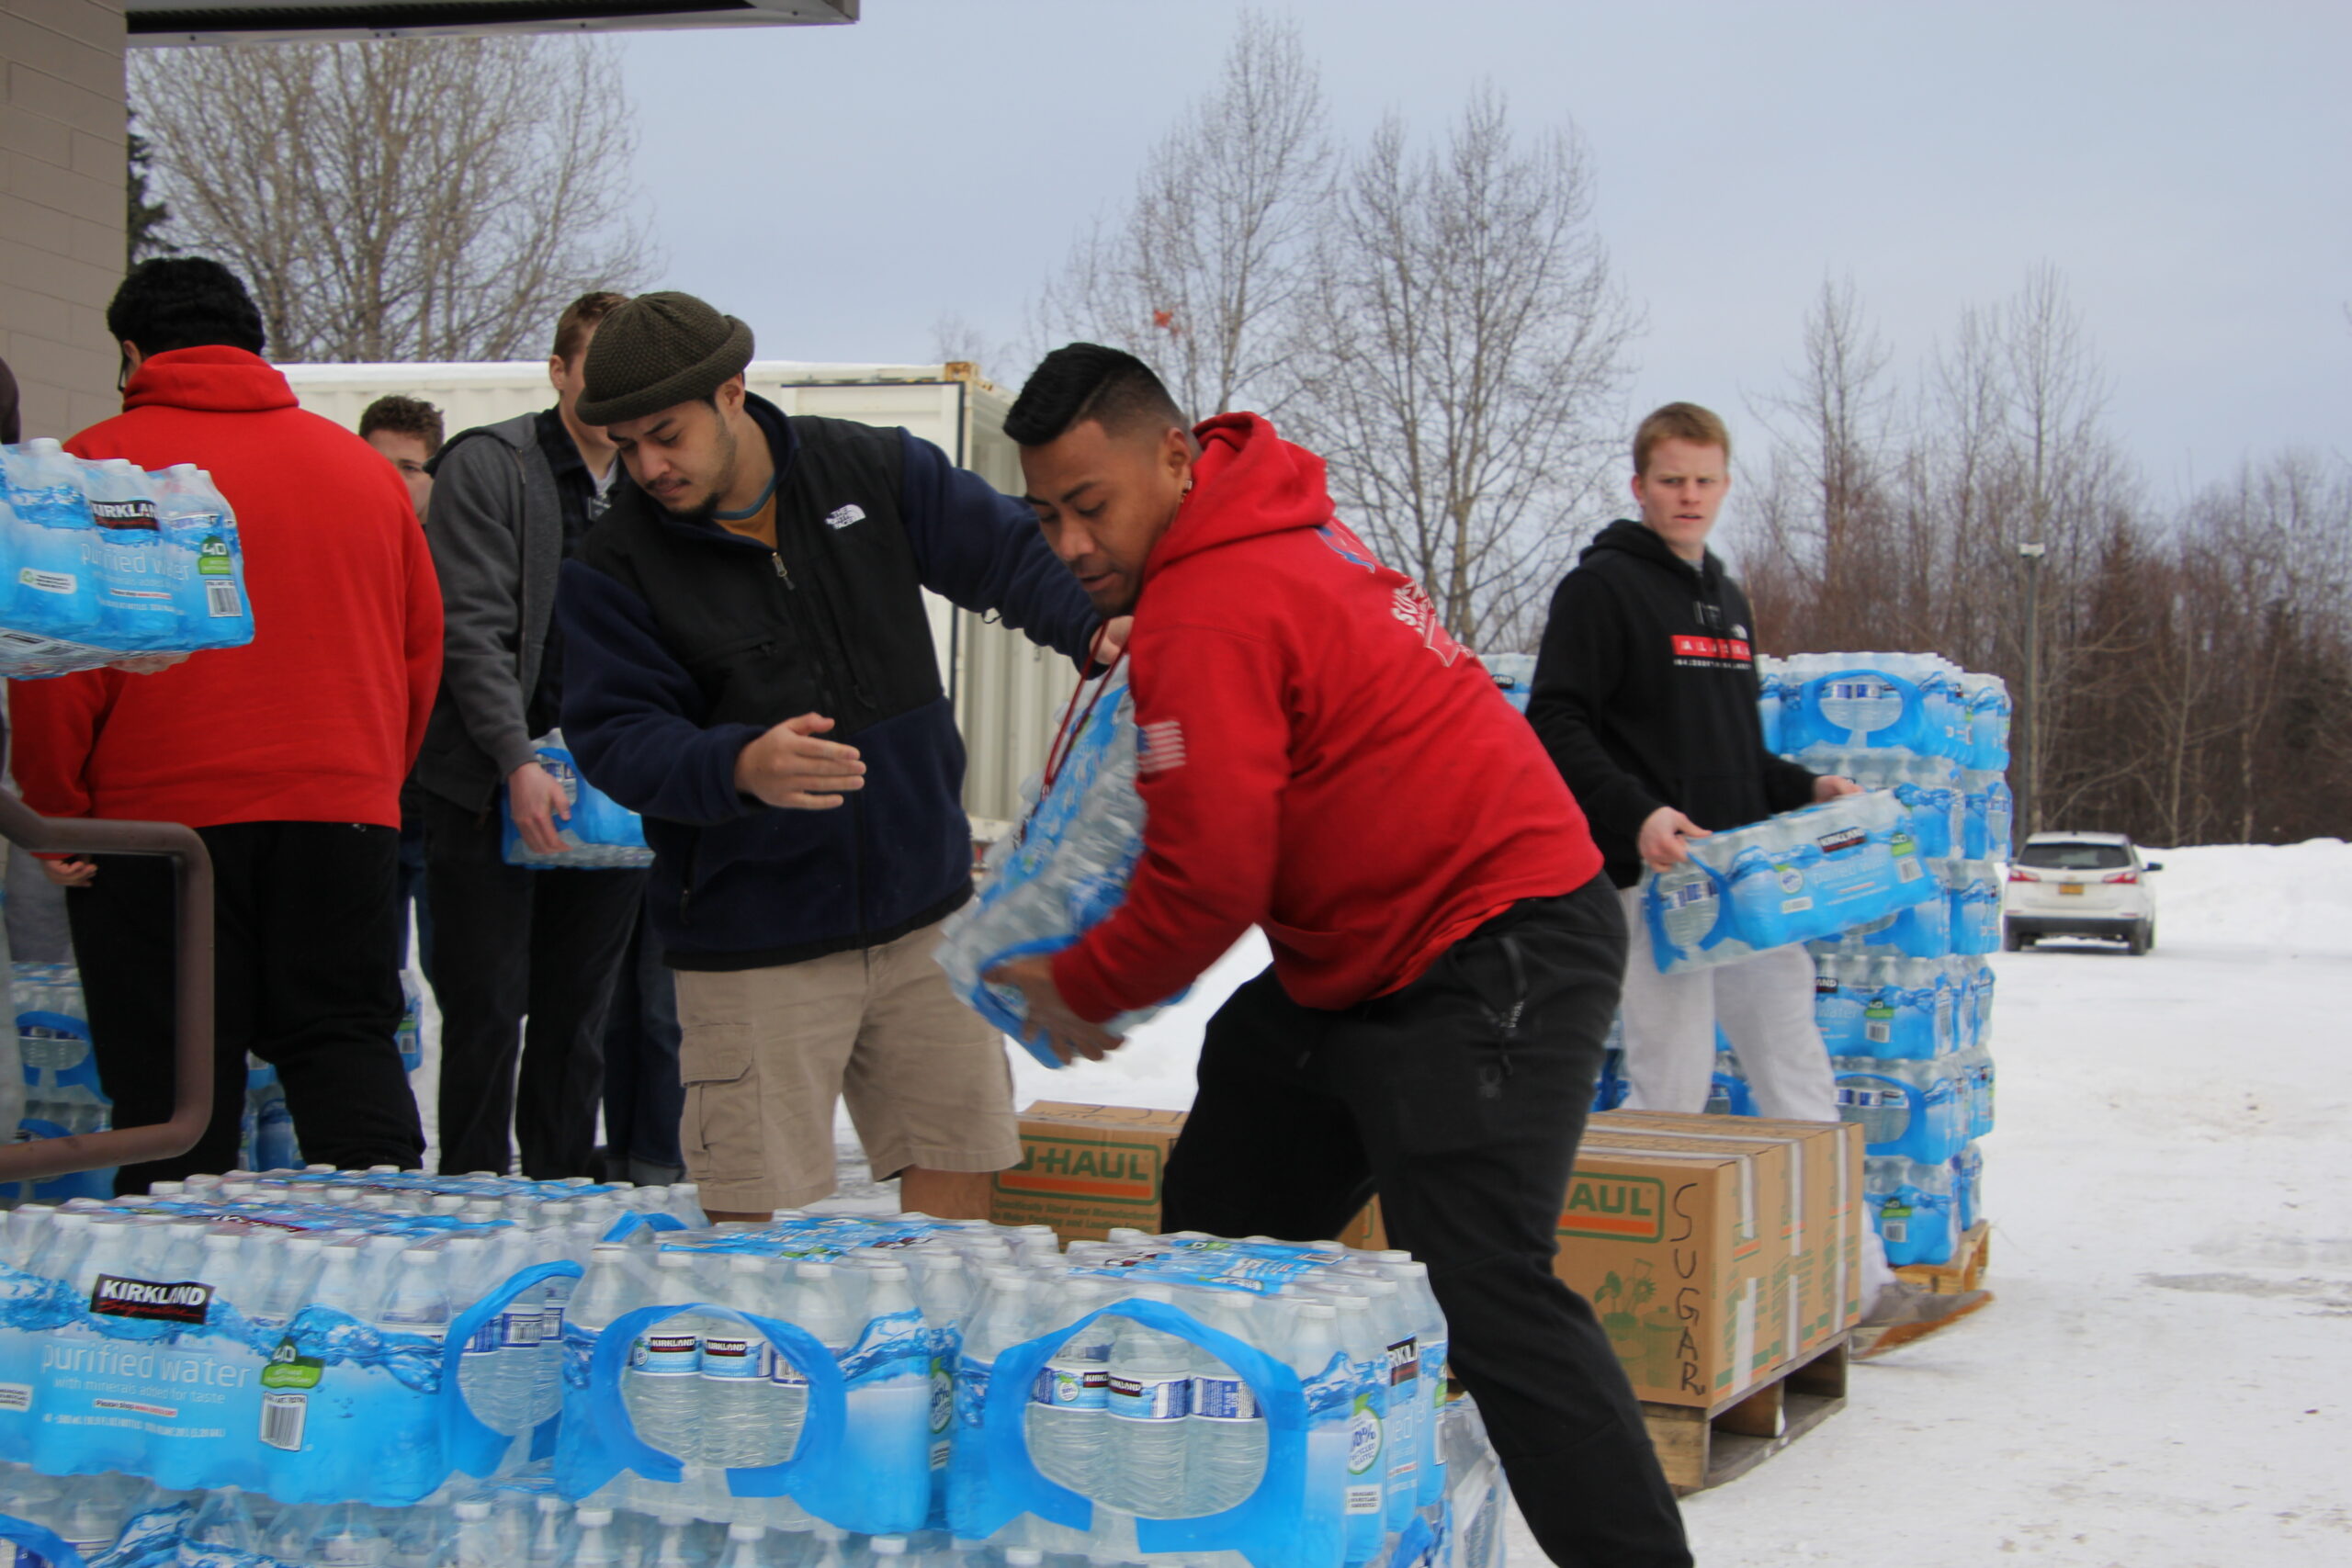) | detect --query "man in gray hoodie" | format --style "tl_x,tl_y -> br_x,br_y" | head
416,291 -> 645,1179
